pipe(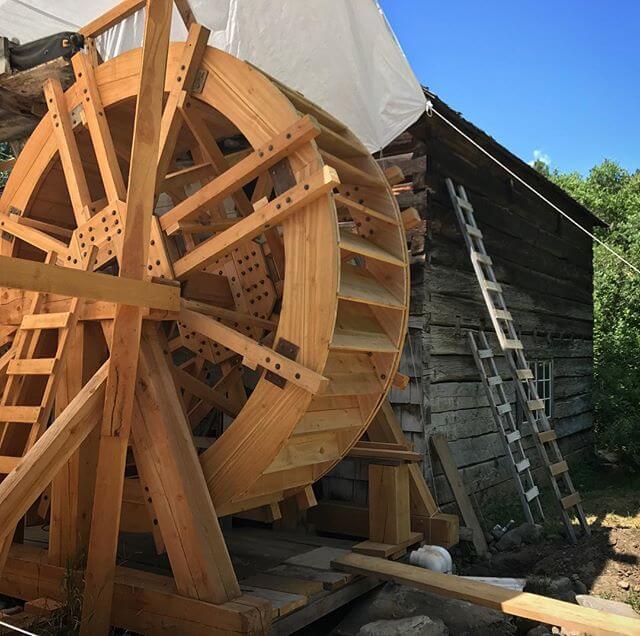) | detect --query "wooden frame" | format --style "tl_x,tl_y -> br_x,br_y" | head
0,1 -> 411,633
